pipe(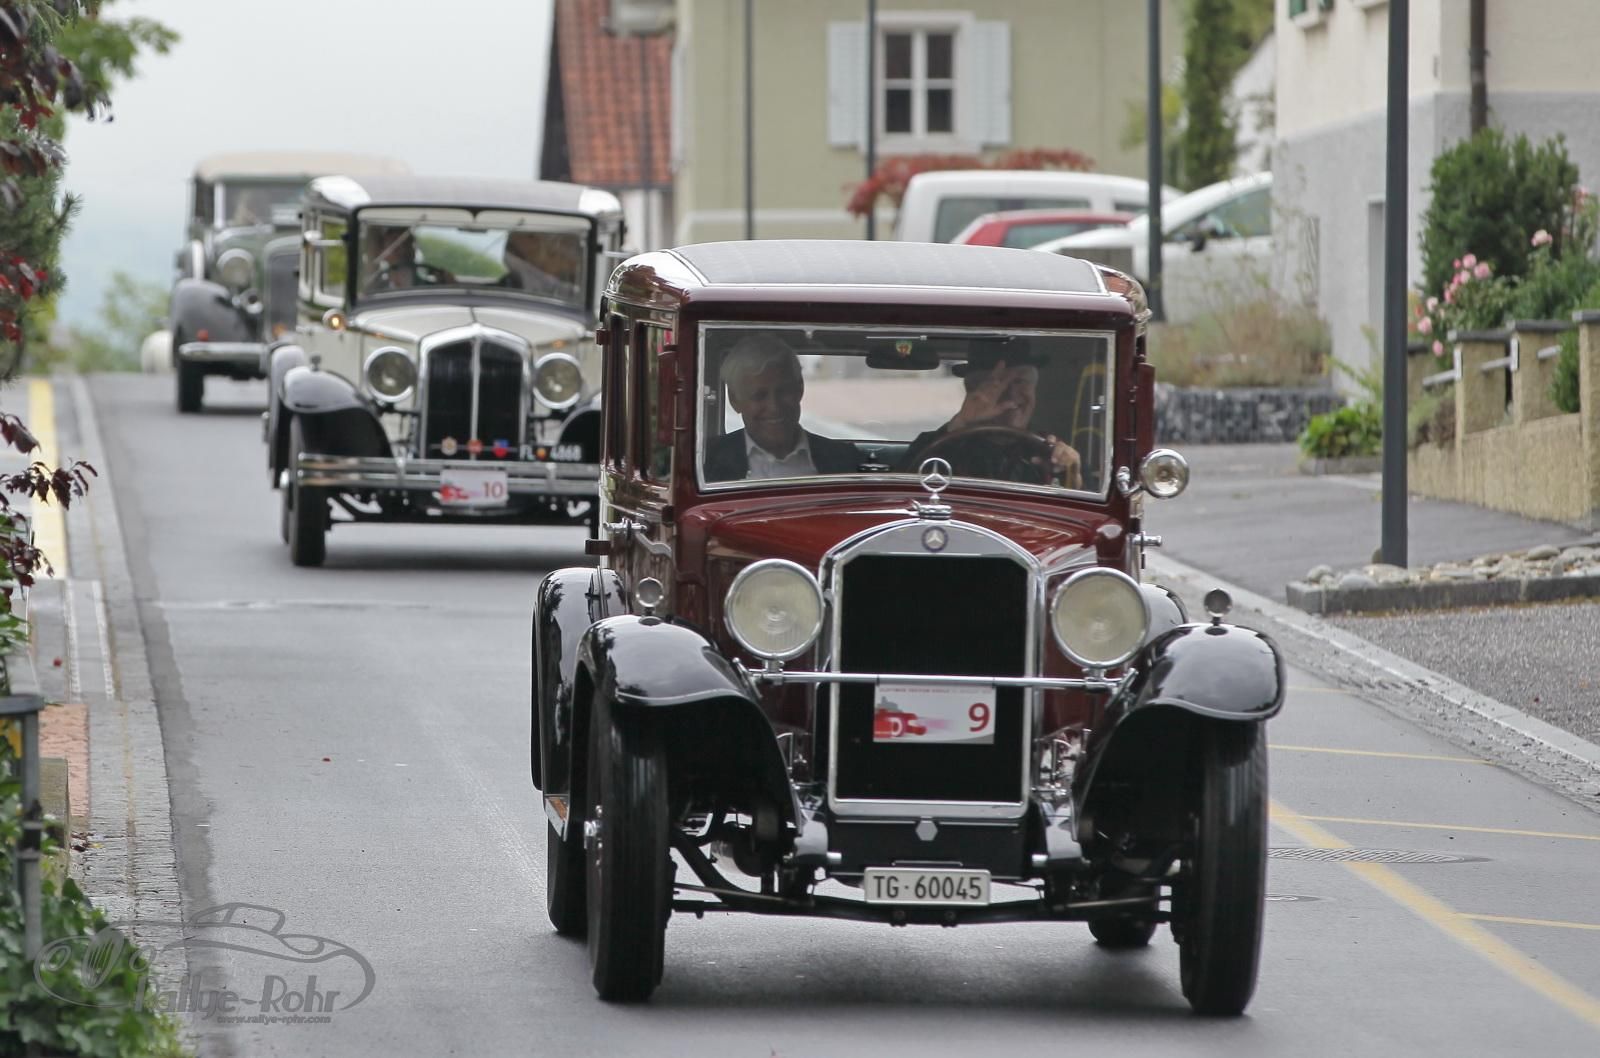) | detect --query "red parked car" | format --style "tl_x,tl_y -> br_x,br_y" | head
530,239 -> 1284,1012
951,208 -> 1135,249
